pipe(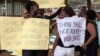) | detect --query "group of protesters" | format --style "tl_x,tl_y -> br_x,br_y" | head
22,1 -> 100,56
0,0 -> 100,56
